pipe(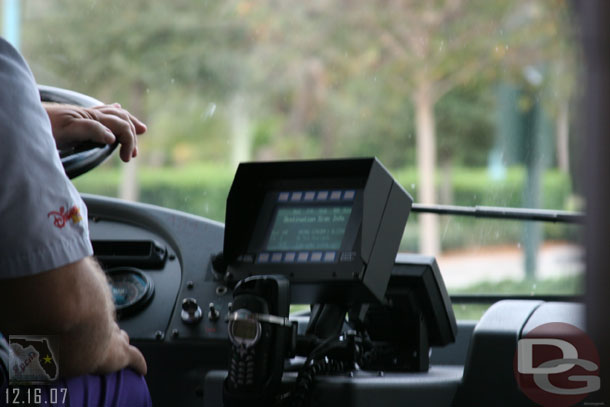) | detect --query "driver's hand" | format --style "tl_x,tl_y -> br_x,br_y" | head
44,103 -> 147,162
95,322 -> 148,376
